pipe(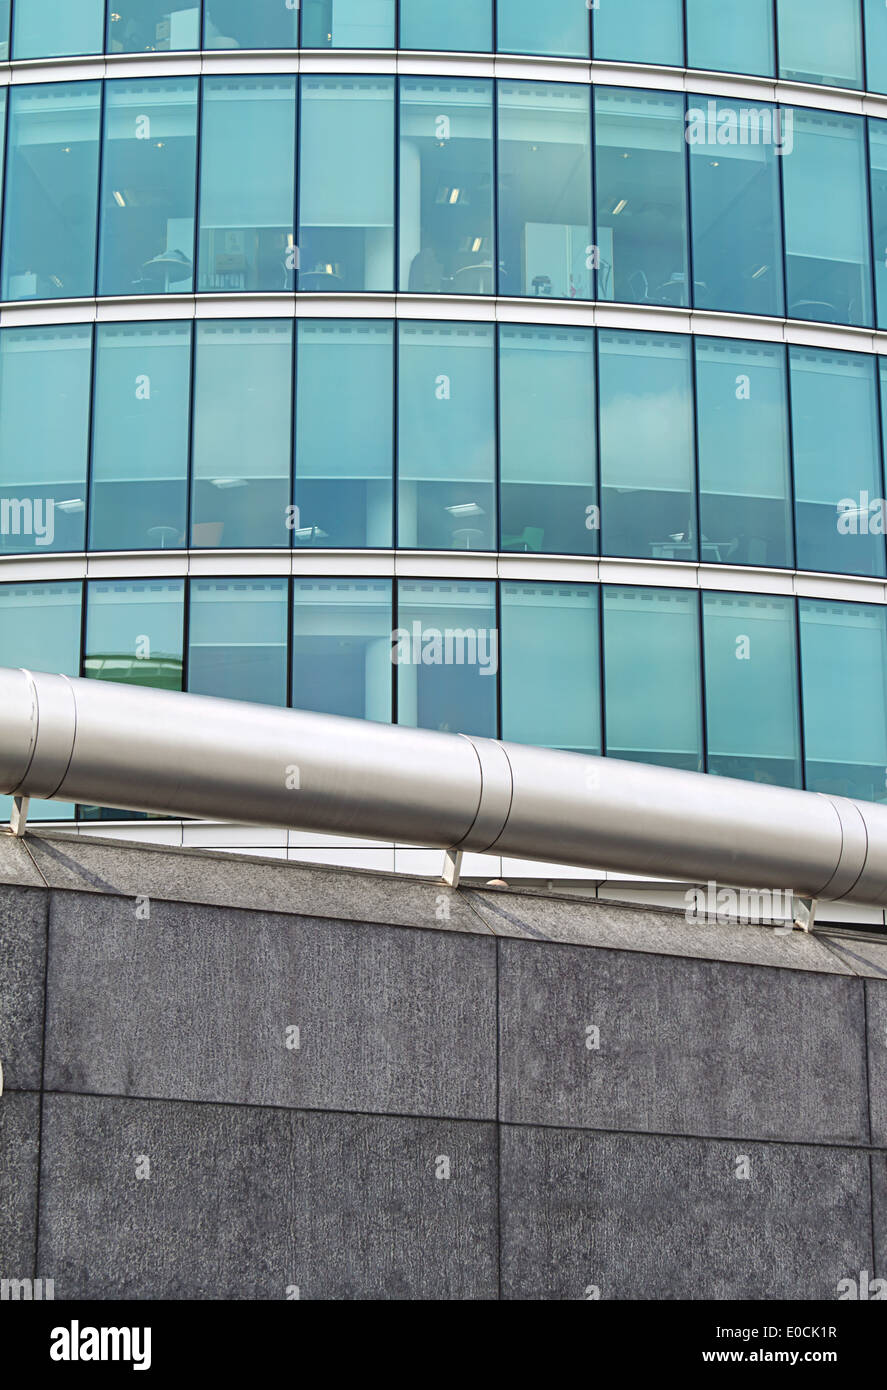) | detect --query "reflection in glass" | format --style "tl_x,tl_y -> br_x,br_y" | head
188,579 -> 288,706
865,0 -> 887,95
293,579 -> 393,721
12,0 -> 104,57
777,0 -> 862,89
594,0 -> 683,65
0,1 -> 8,60
869,120 -> 887,328
501,583 -> 600,753
496,0 -> 589,57
204,0 -> 298,48
108,2 -> 200,51
301,0 -> 394,47
401,0 -> 491,52
85,579 -> 184,690
396,580 -> 497,737
686,0 -> 774,76
800,600 -> 887,801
